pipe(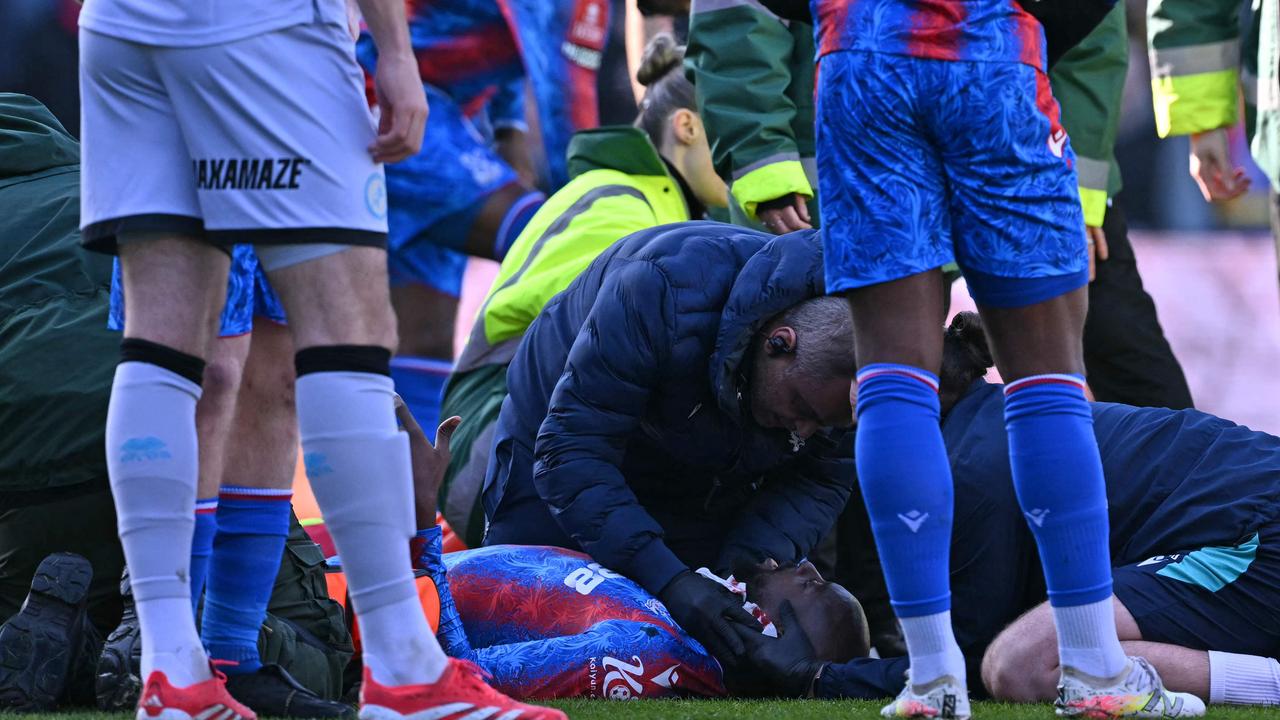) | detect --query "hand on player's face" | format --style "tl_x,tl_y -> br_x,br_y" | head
370,53 -> 429,164
744,560 -> 867,663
